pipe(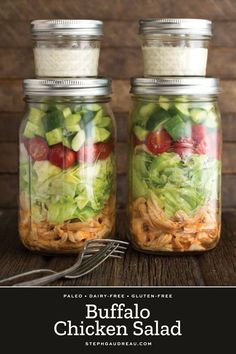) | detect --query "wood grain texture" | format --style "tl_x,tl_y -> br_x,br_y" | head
1,20 -> 236,49
0,47 -> 236,79
0,209 -> 235,286
0,0 -> 236,21
1,80 -> 236,113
